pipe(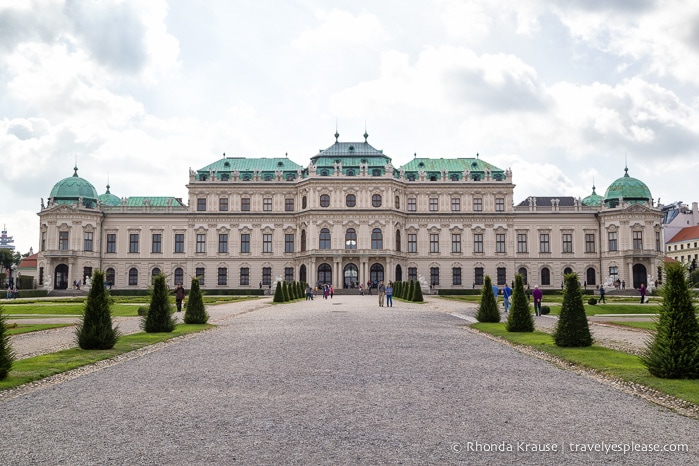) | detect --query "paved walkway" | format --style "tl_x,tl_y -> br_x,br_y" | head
1,295 -> 697,464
